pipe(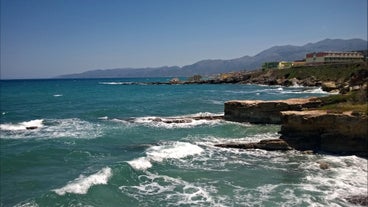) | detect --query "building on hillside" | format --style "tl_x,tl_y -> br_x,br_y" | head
292,60 -> 306,67
305,51 -> 364,65
262,62 -> 279,70
278,61 -> 292,69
